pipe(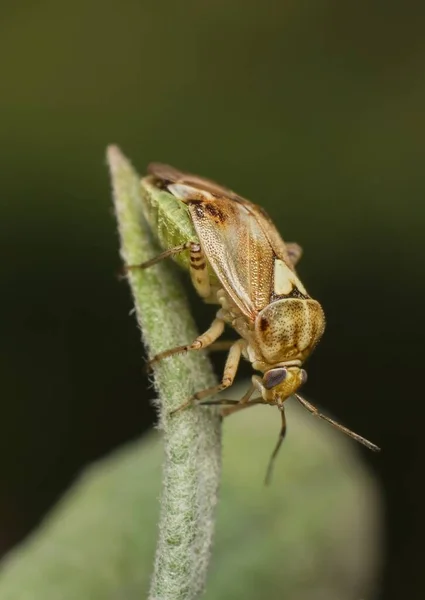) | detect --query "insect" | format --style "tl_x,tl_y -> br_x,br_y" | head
132,163 -> 380,483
